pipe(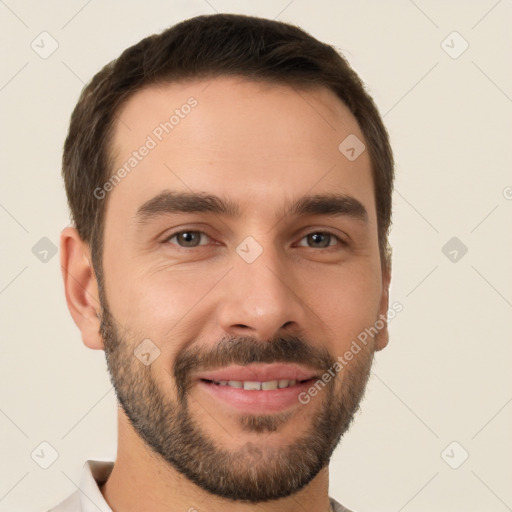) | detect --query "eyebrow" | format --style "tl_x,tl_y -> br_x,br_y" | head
135,190 -> 368,224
